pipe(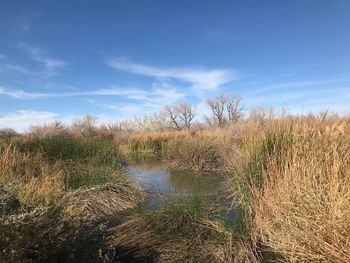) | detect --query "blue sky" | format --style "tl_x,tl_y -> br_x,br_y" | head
0,0 -> 349,131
